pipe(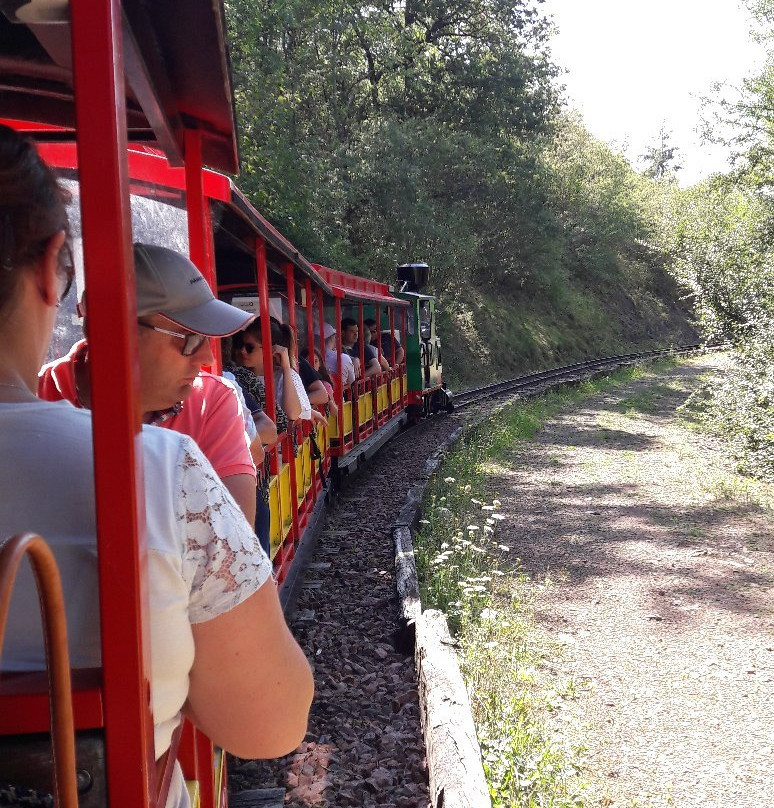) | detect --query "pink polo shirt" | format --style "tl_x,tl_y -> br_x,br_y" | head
39,340 -> 255,481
